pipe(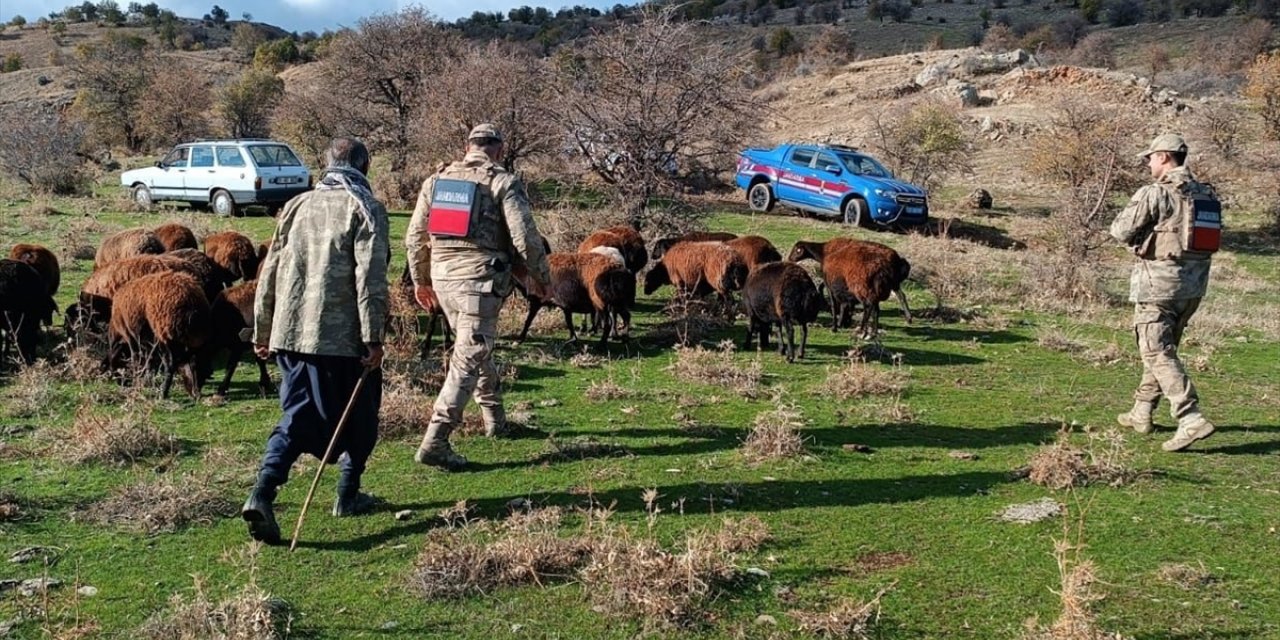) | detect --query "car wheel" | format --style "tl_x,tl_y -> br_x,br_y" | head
265,204 -> 282,217
211,190 -> 237,217
131,184 -> 153,210
842,197 -> 869,227
748,182 -> 775,212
